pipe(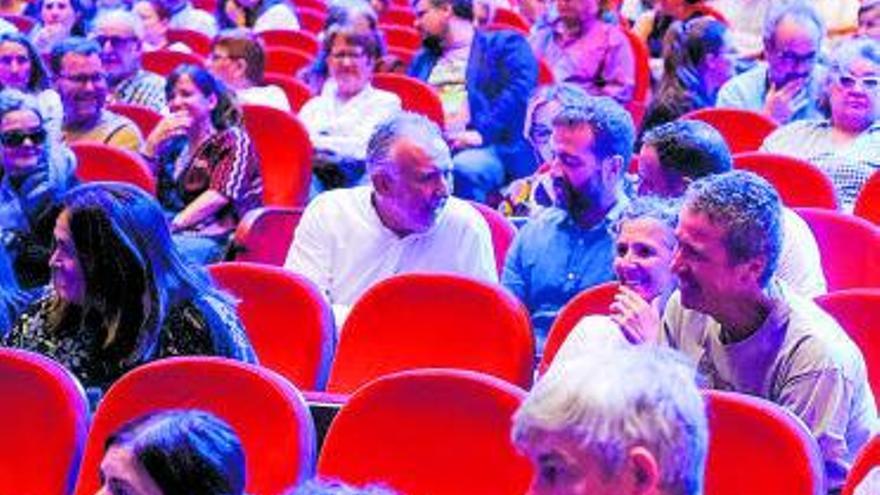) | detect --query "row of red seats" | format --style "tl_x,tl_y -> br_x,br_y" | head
2,348 -> 876,495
